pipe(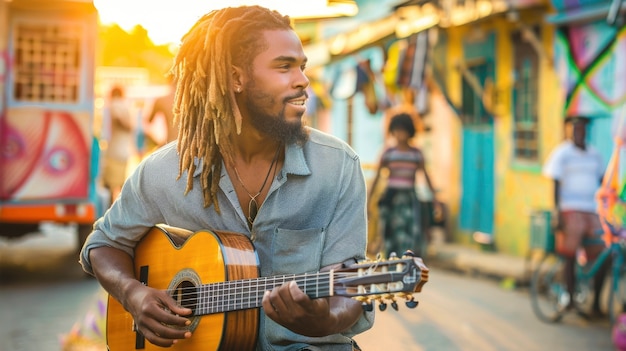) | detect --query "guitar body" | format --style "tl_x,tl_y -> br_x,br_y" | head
106,225 -> 260,350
